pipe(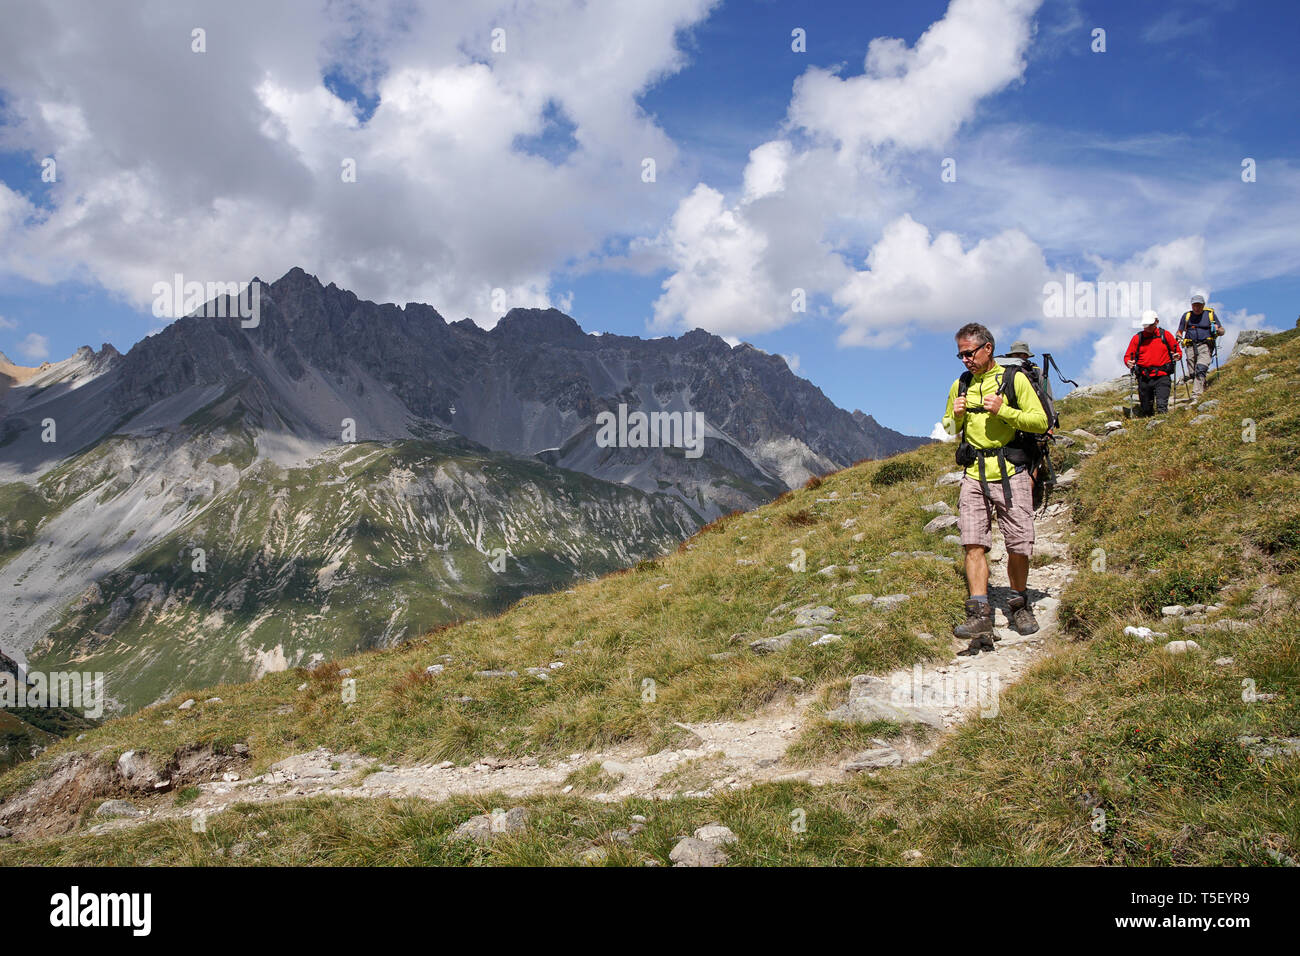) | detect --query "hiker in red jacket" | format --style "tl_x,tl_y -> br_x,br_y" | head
1124,310 -> 1183,416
